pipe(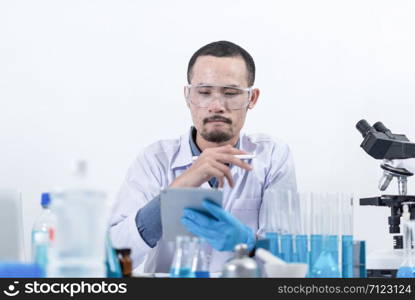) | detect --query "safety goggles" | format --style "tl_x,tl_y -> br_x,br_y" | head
185,84 -> 253,110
